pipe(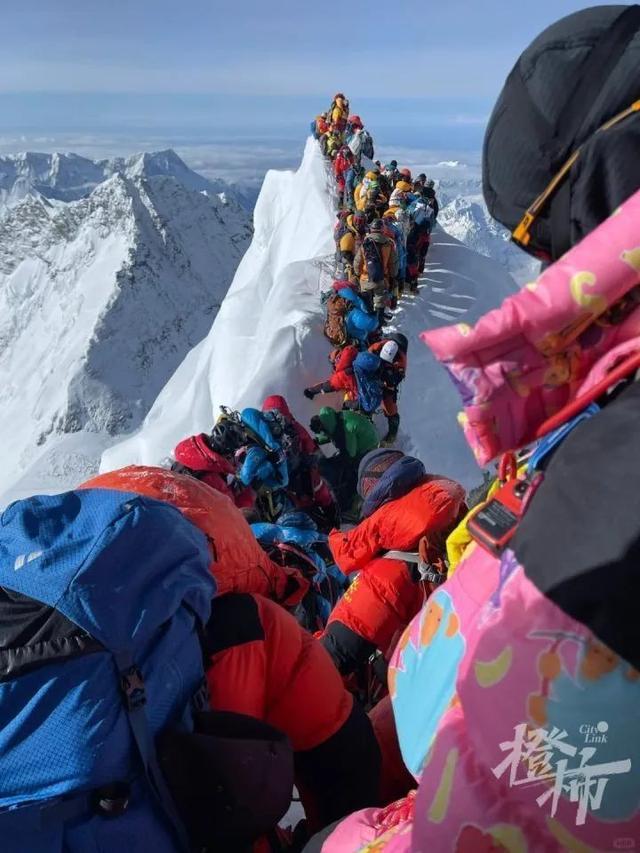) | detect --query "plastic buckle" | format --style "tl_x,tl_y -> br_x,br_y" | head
120,665 -> 146,711
93,782 -> 131,818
